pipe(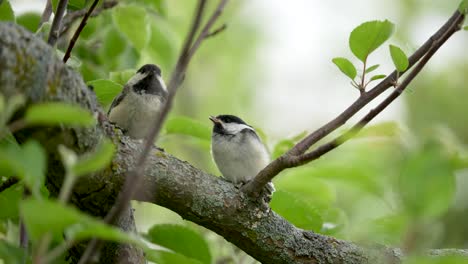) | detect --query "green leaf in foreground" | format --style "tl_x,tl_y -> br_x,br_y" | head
389,45 -> 409,72
0,0 -> 15,22
0,183 -> 22,220
147,224 -> 211,264
349,20 -> 395,62
25,102 -> 95,127
72,138 -> 115,177
87,79 -> 123,107
0,140 -> 46,197
332,57 -> 357,80
0,240 -> 24,264
20,199 -> 144,245
165,116 -> 211,140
